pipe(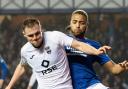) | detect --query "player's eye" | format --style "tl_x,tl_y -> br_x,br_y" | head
35,32 -> 40,36
27,32 -> 41,37
27,34 -> 33,37
72,20 -> 77,24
